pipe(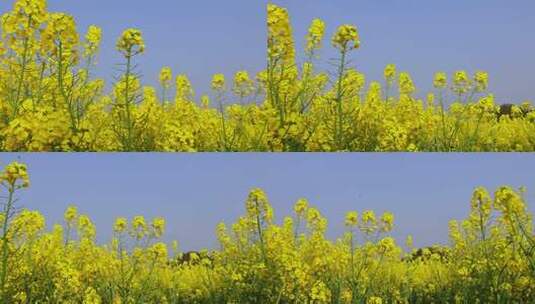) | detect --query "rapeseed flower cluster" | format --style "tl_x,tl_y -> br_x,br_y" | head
306,18 -> 325,55
0,161 -> 533,303
0,0 -> 533,152
332,24 -> 360,51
